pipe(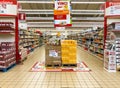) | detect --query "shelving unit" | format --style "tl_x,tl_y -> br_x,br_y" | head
0,17 -> 16,72
19,29 -> 40,54
78,28 -> 104,59
104,2 -> 120,72
67,34 -> 78,41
